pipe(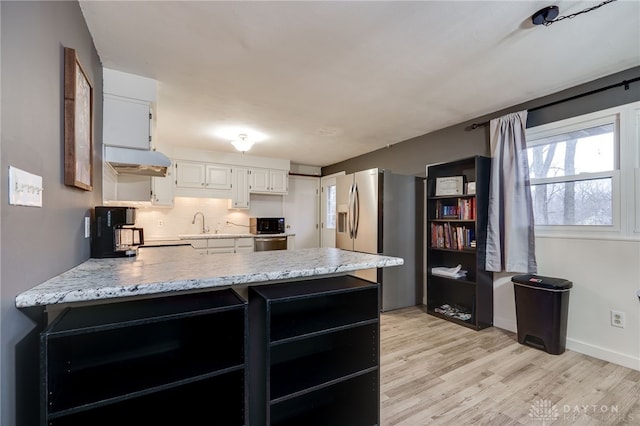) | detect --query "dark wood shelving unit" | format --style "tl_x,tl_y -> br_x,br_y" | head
41,290 -> 247,426
249,275 -> 380,426
426,155 -> 493,330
